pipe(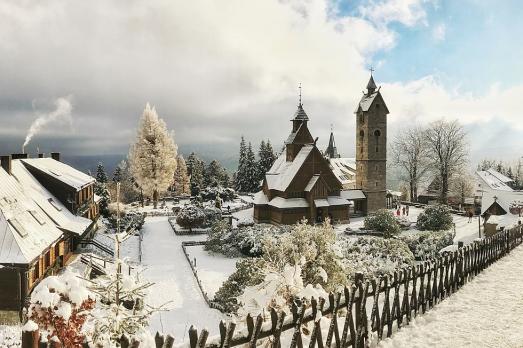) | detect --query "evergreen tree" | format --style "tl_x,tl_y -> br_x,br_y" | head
507,166 -> 514,180
244,142 -> 258,192
112,166 -> 122,183
94,163 -> 110,217
186,152 -> 205,195
234,136 -> 247,191
256,139 -> 277,184
173,155 -> 191,195
204,160 -> 229,188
